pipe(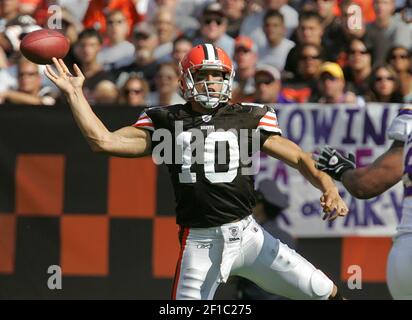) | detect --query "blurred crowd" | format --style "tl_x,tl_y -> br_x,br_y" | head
0,0 -> 411,107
